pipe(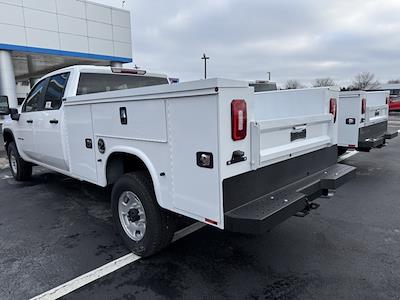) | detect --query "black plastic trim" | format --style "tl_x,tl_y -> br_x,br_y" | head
222,145 -> 338,213
357,121 -> 388,150
224,162 -> 356,234
385,131 -> 398,140
358,121 -> 387,142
